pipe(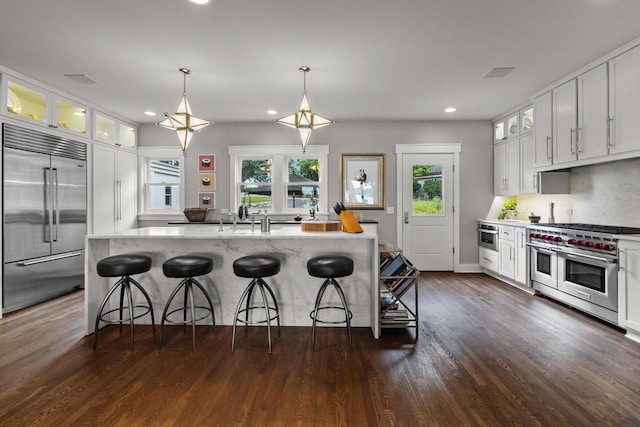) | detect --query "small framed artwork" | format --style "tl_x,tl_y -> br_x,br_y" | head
340,154 -> 385,210
198,192 -> 215,209
198,173 -> 215,191
199,155 -> 215,172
